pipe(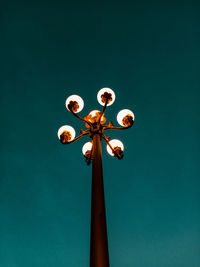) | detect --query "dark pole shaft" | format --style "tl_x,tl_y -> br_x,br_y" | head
90,133 -> 109,267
